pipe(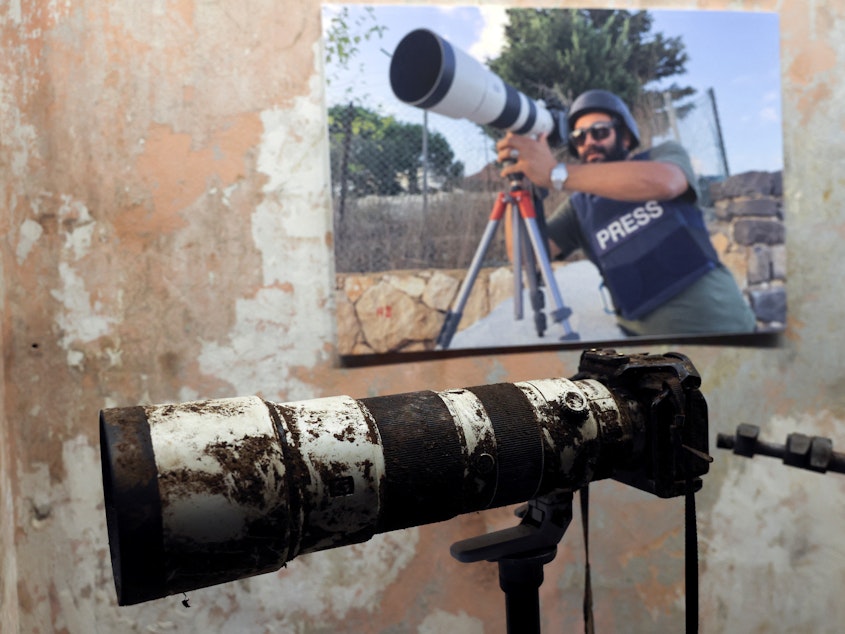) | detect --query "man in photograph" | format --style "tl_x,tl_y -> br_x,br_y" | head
497,89 -> 756,336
